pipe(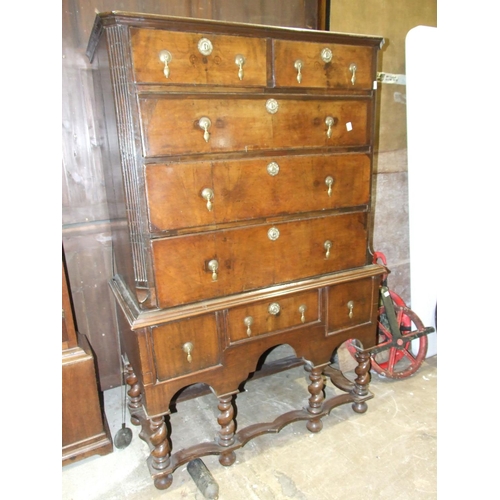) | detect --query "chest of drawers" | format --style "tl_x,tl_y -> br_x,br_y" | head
87,11 -> 384,491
